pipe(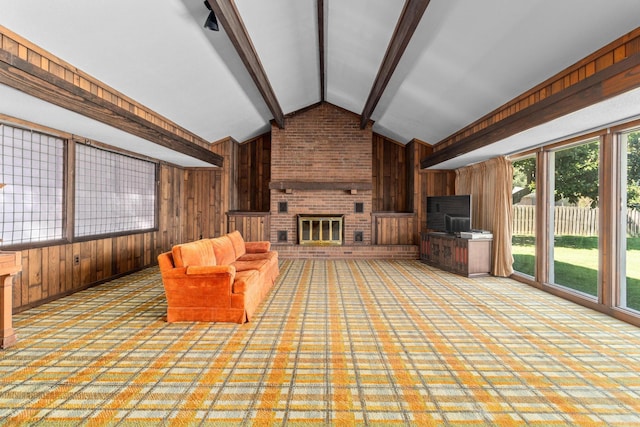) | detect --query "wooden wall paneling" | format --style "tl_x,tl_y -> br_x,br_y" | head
408,139 -> 436,241
136,234 -> 144,270
96,240 -> 105,281
372,134 -> 408,212
211,137 -> 239,236
260,136 -> 271,211
213,170 -> 224,237
41,247 -> 50,299
80,241 -> 93,285
144,233 -> 152,266
247,134 -> 272,212
101,238 -> 112,280
184,170 -> 197,242
46,245 -> 60,295
372,134 -> 382,210
237,134 -> 273,212
184,166 -> 227,240
62,244 -> 73,294
113,236 -> 125,275
27,248 -> 42,304
71,242 -> 82,291
158,164 -> 183,251
227,212 -> 270,241
372,213 -> 416,245
238,142 -> 250,211
384,138 -> 393,209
